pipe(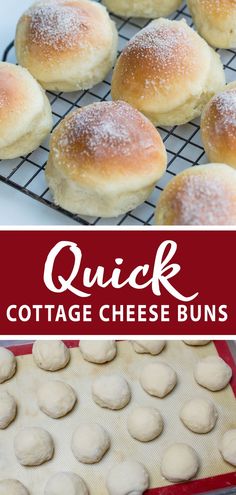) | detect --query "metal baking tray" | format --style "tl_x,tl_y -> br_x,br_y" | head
0,340 -> 235,494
